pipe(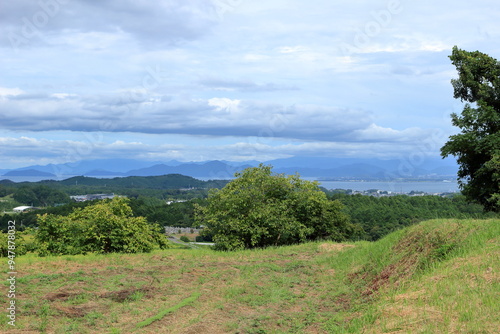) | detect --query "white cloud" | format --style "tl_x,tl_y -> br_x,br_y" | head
51,93 -> 77,99
208,97 -> 241,111
0,87 -> 24,98
277,46 -> 309,54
